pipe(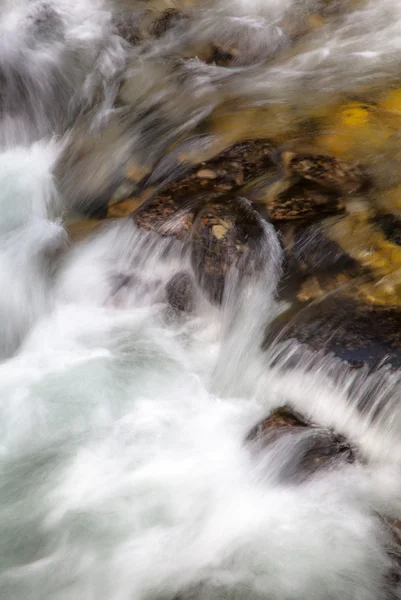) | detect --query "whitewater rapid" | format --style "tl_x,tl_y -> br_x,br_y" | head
1,1 -> 401,599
